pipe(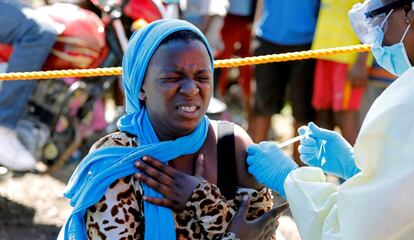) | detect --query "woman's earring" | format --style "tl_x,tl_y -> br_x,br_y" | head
139,92 -> 146,101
